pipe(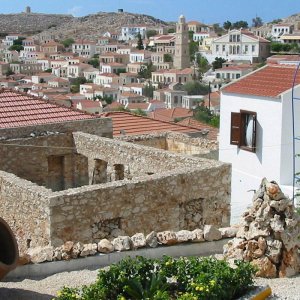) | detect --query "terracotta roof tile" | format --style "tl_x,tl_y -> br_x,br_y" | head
177,117 -> 218,140
149,108 -> 193,122
222,65 -> 300,98
100,111 -> 200,136
0,89 -> 96,129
